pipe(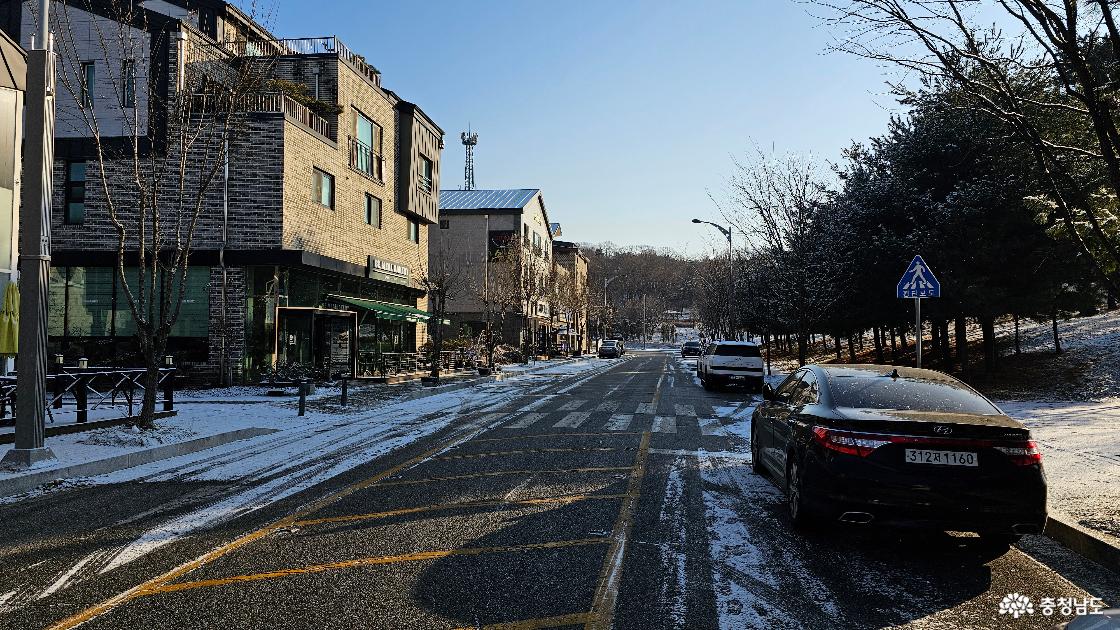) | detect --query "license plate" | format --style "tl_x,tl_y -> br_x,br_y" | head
904,449 -> 978,467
